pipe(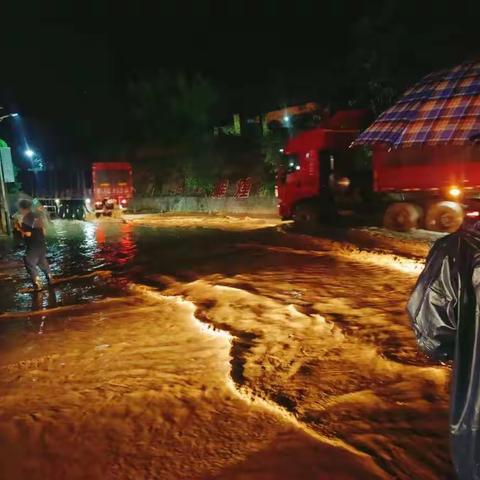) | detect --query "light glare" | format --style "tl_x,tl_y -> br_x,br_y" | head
449,186 -> 461,198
